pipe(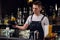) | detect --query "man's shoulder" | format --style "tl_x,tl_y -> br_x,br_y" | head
27,15 -> 32,19
40,14 -> 44,16
29,15 -> 32,17
29,14 -> 34,17
41,14 -> 48,20
41,14 -> 48,17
